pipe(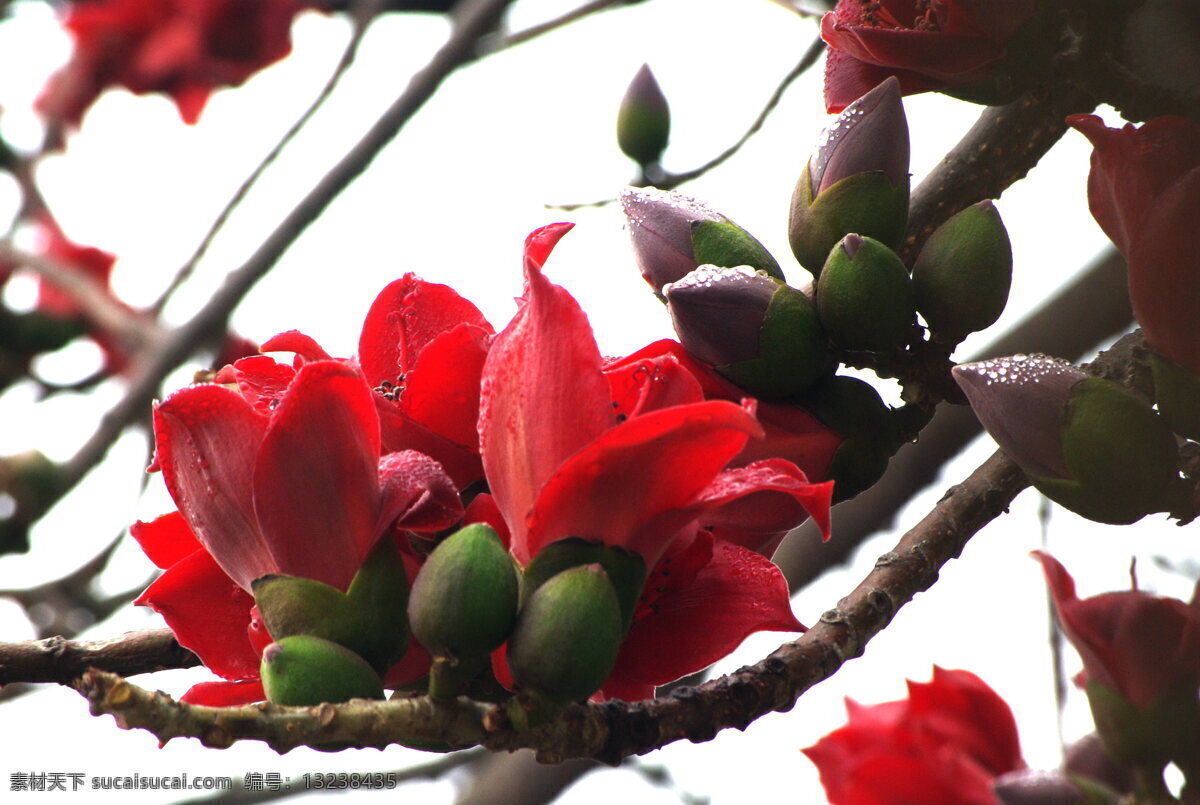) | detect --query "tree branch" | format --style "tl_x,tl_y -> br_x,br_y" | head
0,629 -> 198,686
